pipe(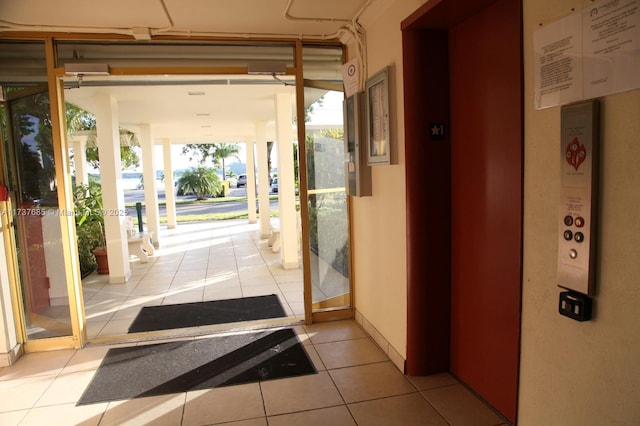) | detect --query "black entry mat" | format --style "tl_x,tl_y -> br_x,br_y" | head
127,294 -> 287,333
77,328 -> 316,405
